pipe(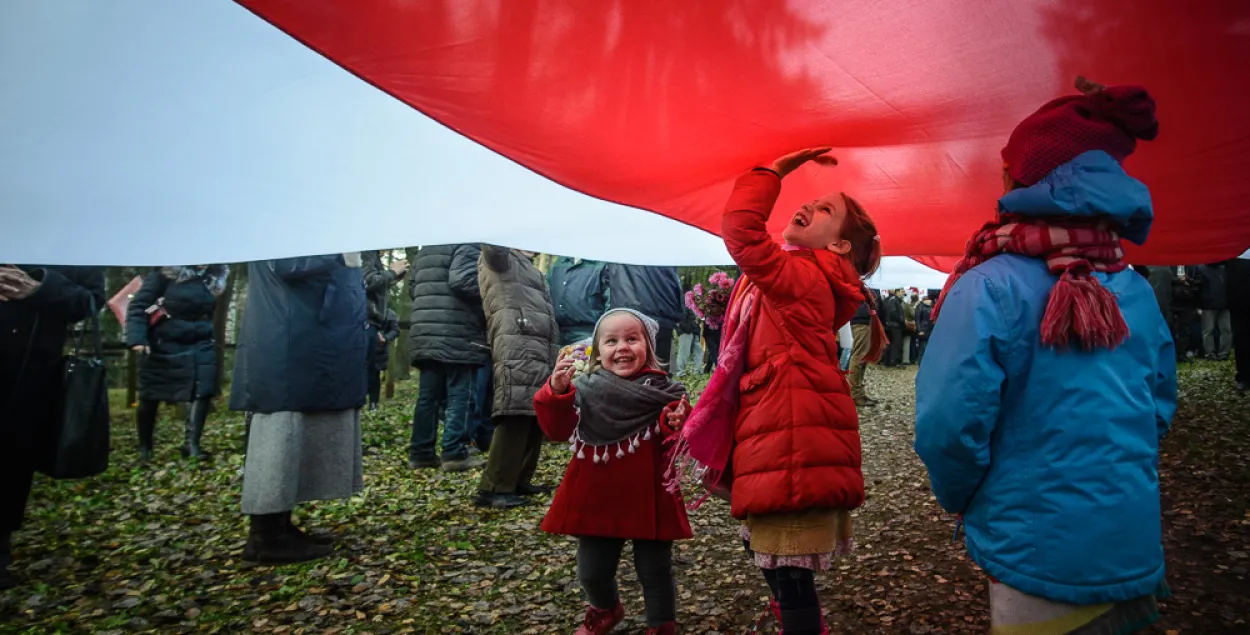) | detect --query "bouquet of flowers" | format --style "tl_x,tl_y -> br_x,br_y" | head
558,341 -> 594,376
684,270 -> 736,330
